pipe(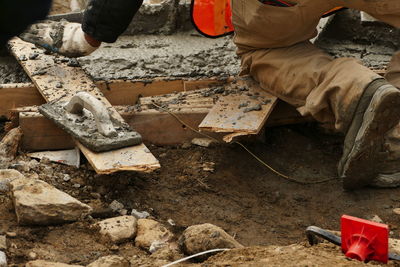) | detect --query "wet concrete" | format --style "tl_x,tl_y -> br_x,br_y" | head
316,10 -> 400,69
78,32 -> 240,81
